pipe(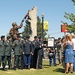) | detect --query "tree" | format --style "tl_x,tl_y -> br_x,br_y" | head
22,16 -> 47,39
64,13 -> 75,33
22,20 -> 31,37
62,0 -> 75,33
72,0 -> 75,4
